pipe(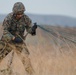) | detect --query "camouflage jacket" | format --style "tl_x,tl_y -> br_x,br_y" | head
2,12 -> 32,40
